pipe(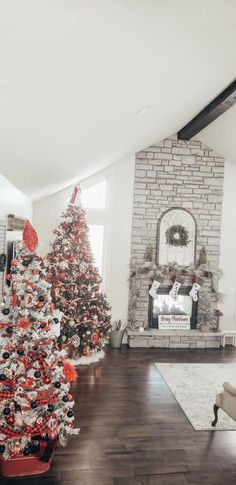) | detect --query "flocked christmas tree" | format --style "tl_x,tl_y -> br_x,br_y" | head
197,246 -> 207,268
0,221 -> 79,461
46,186 -> 111,361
